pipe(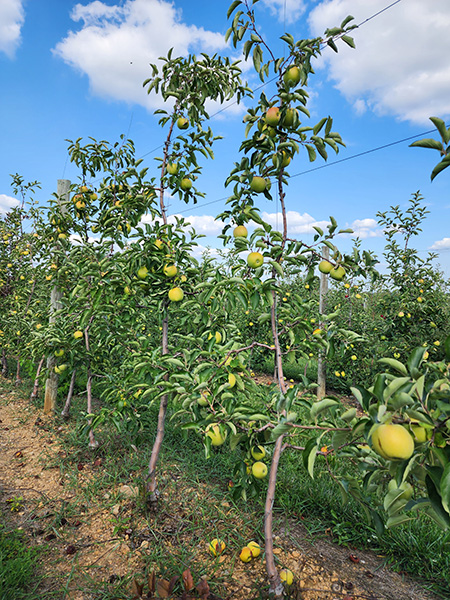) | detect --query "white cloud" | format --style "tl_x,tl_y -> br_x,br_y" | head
261,0 -> 307,24
0,194 -> 20,214
261,210 -> 330,235
53,0 -> 227,110
430,237 -> 450,250
309,0 -> 450,124
0,0 -> 24,57
140,213 -> 225,236
348,217 -> 381,239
